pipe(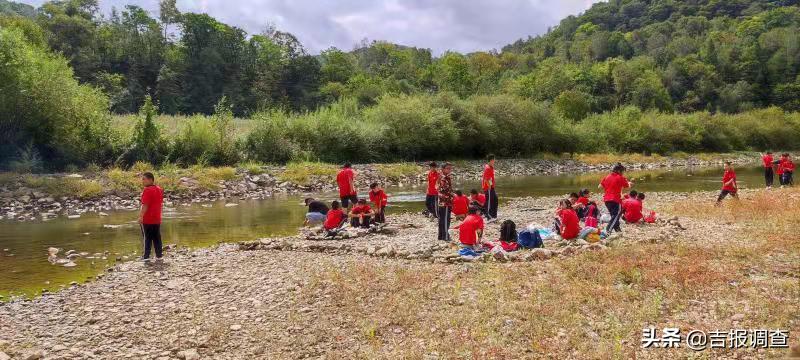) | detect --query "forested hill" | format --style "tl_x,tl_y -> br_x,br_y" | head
0,0 -> 34,17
